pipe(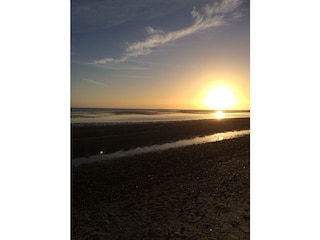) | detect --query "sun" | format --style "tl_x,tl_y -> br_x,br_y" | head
203,85 -> 236,110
